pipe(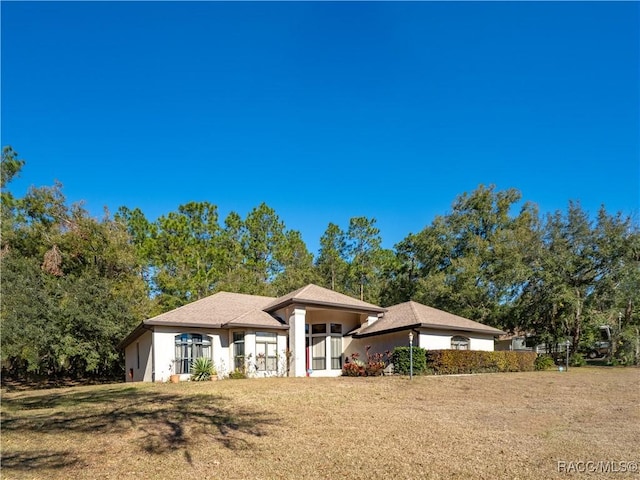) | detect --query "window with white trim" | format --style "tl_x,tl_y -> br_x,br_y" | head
175,334 -> 212,374
451,335 -> 470,350
311,324 -> 326,370
256,332 -> 277,371
330,323 -> 342,369
233,332 -> 245,370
